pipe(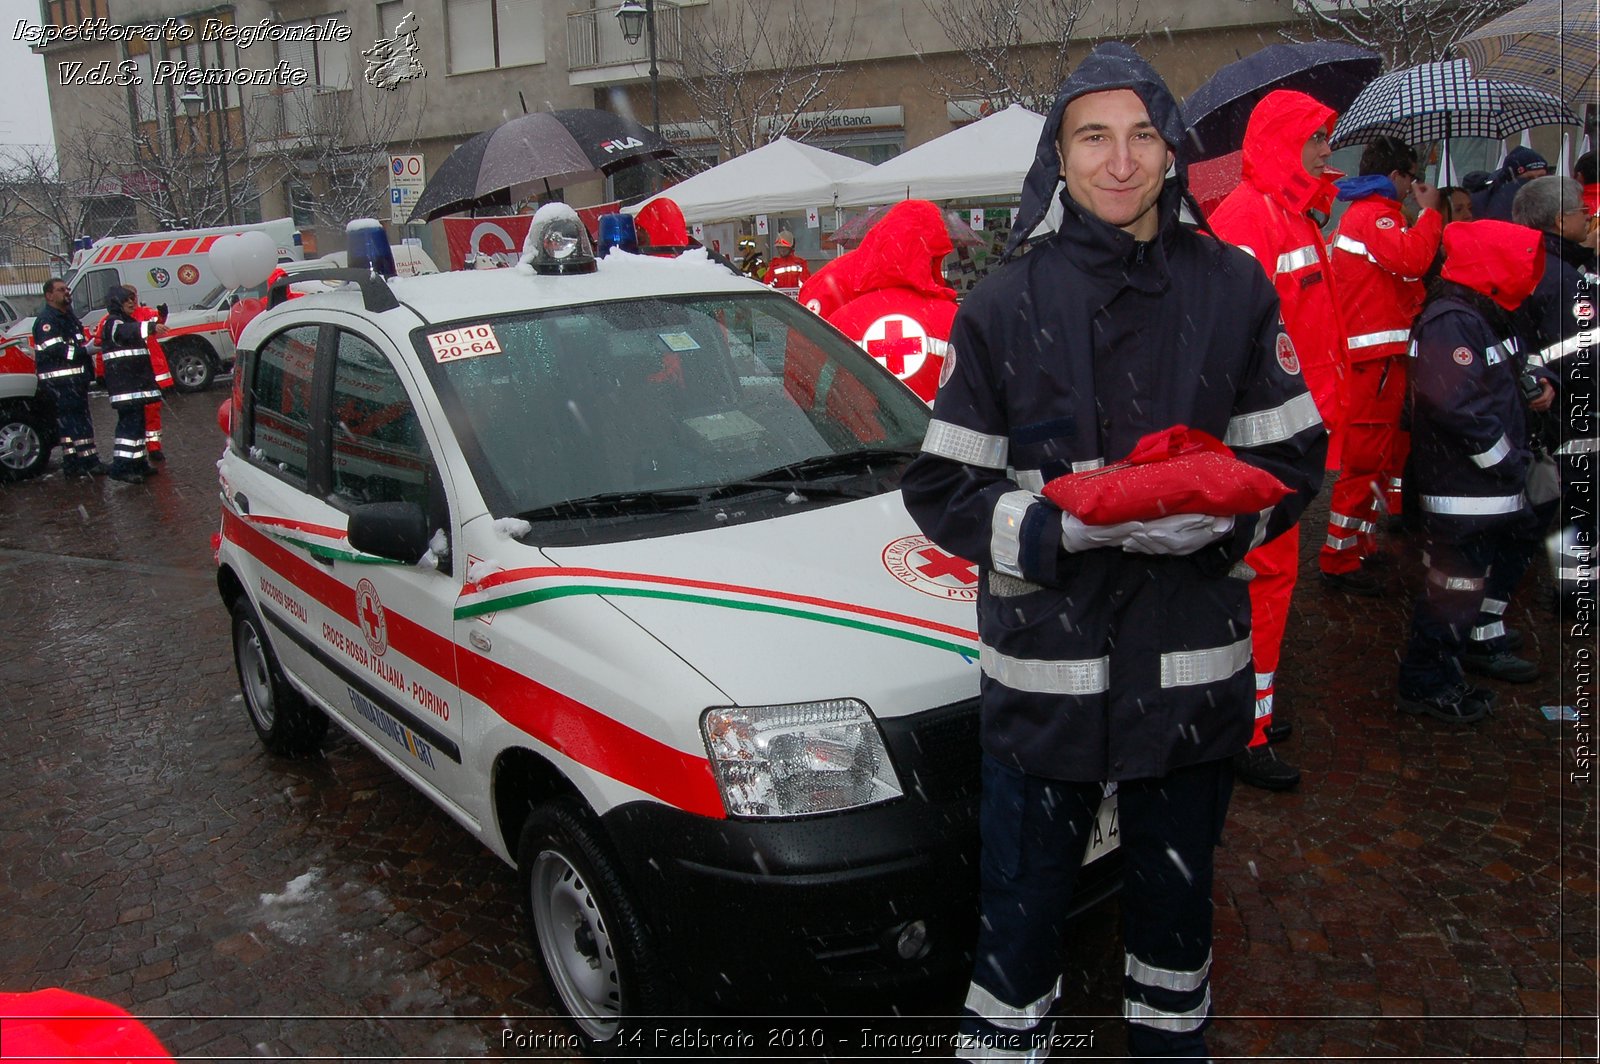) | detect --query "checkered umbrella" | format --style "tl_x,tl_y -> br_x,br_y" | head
1330,59 -> 1579,148
1454,0 -> 1597,109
